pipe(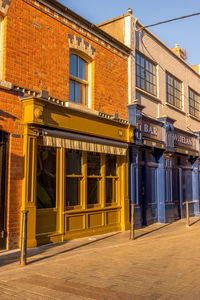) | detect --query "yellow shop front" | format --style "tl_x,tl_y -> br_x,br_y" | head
21,95 -> 134,247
